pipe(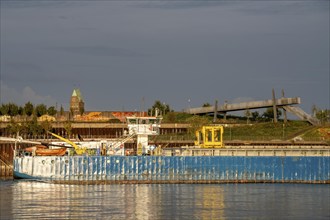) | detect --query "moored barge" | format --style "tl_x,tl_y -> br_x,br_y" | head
7,117 -> 330,184
13,155 -> 330,184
